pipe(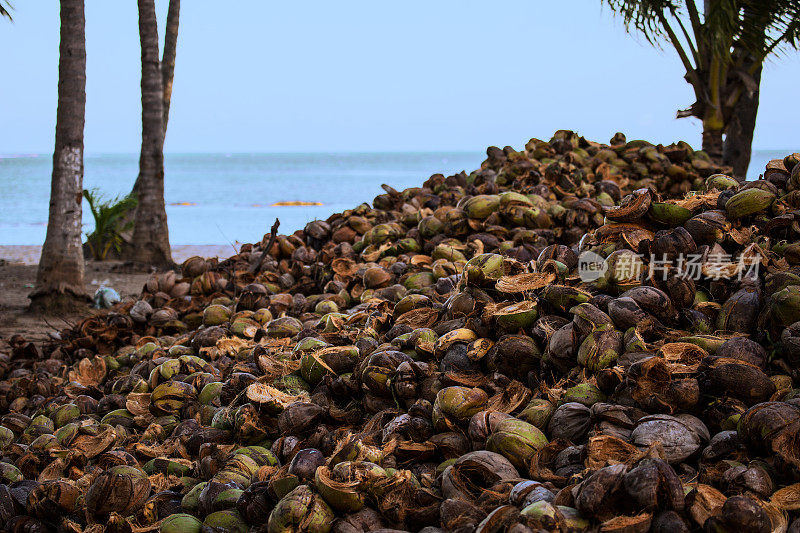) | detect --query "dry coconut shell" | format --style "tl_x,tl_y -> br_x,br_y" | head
659,342 -> 707,365
213,336 -> 251,358
594,223 -> 654,249
72,426 -> 117,458
762,499 -> 789,532
466,338 -> 494,361
771,483 -> 800,510
686,484 -> 726,526
245,382 -> 306,413
395,307 -> 439,329
673,191 -> 720,210
495,272 -> 556,293
586,435 -> 642,470
331,257 -> 359,278
606,188 -> 653,221
487,380 -> 532,414
600,512 -> 652,533
68,356 -> 107,387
